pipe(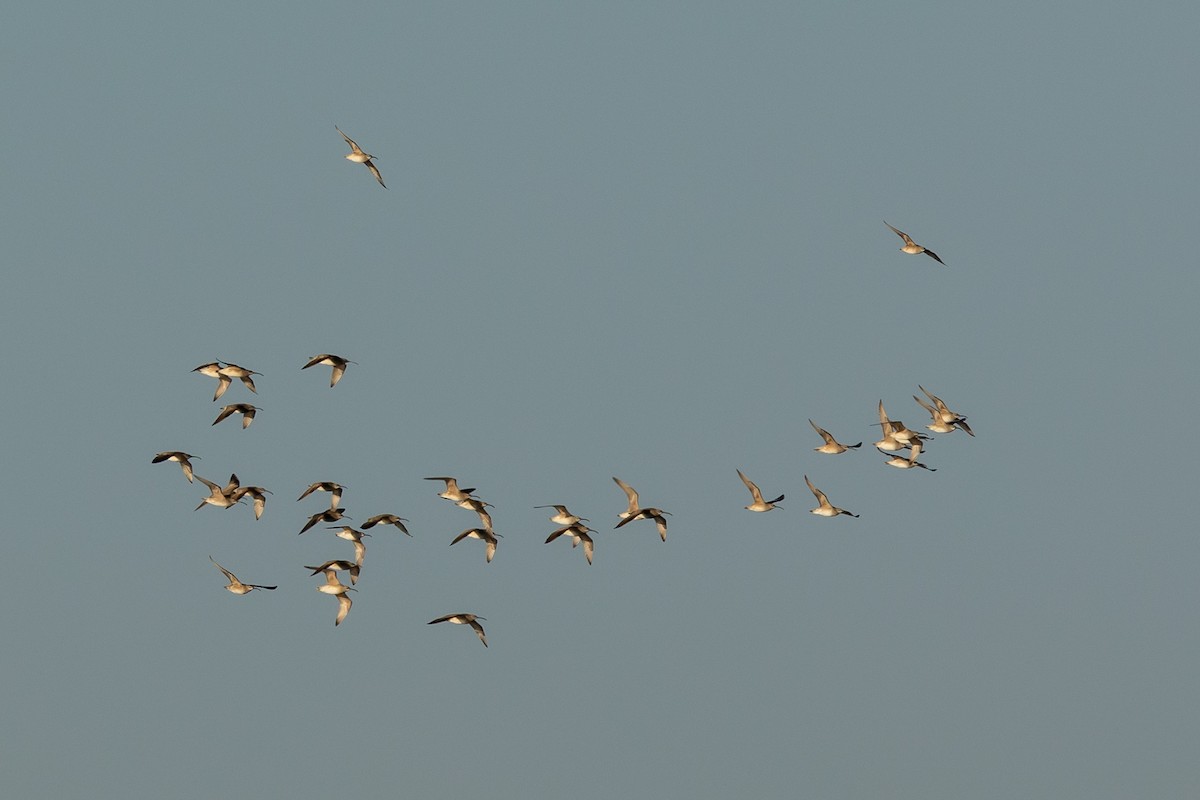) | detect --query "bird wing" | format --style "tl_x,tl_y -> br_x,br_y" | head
335,593 -> 352,626
804,475 -> 828,505
335,125 -> 362,154
809,419 -> 835,445
737,469 -> 764,503
612,476 -> 639,514
209,556 -> 237,583
365,159 -> 387,188
884,221 -> 916,246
